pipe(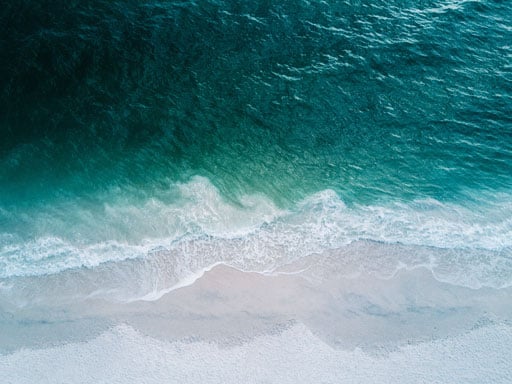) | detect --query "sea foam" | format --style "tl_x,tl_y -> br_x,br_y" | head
1,177 -> 511,302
